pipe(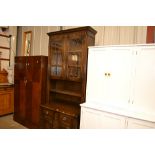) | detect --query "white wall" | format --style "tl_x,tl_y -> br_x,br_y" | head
17,26 -> 60,56
17,26 -> 147,56
64,26 -> 147,46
